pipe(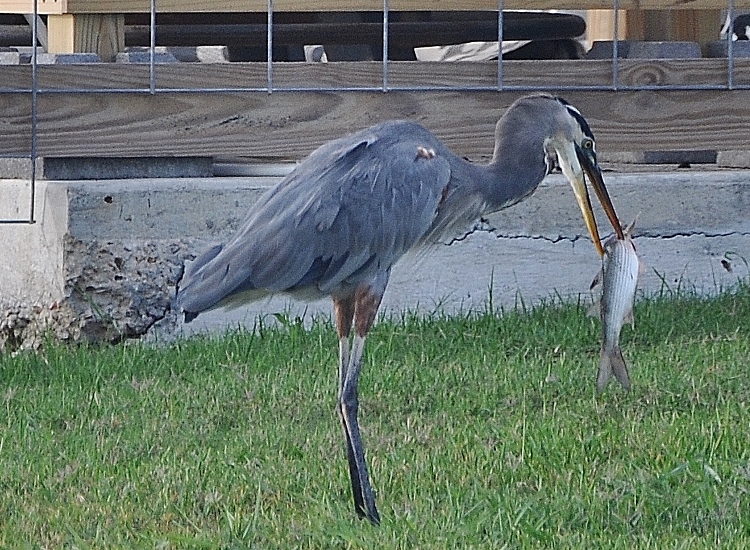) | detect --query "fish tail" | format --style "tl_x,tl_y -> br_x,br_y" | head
597,346 -> 631,393
610,346 -> 631,391
596,349 -> 613,394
